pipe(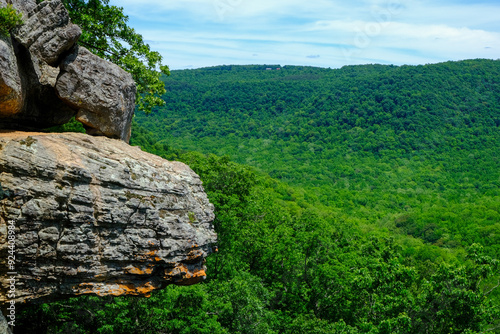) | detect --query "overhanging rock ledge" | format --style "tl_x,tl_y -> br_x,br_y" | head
0,131 -> 216,308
